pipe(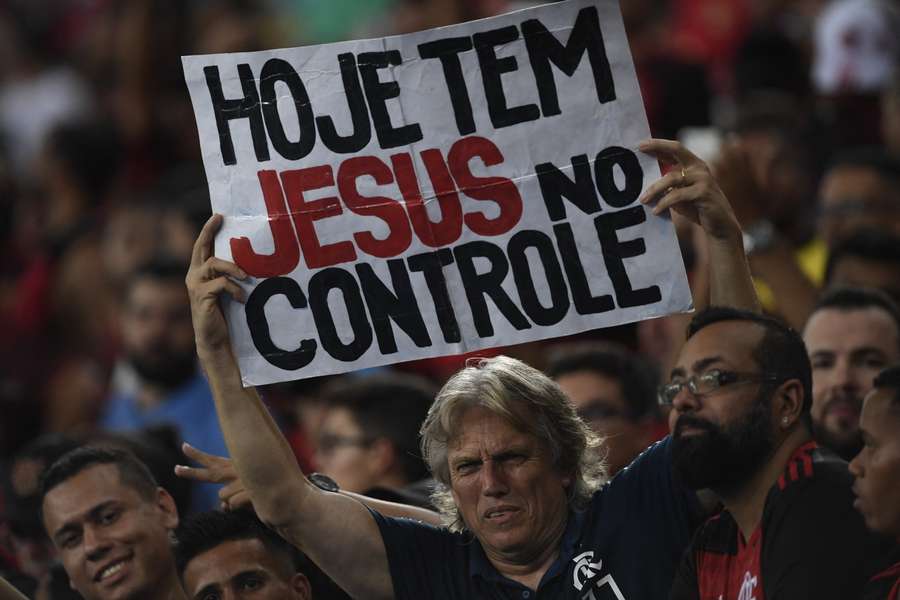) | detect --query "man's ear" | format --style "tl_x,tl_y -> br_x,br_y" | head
290,572 -> 312,600
774,379 -> 805,429
155,487 -> 179,530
